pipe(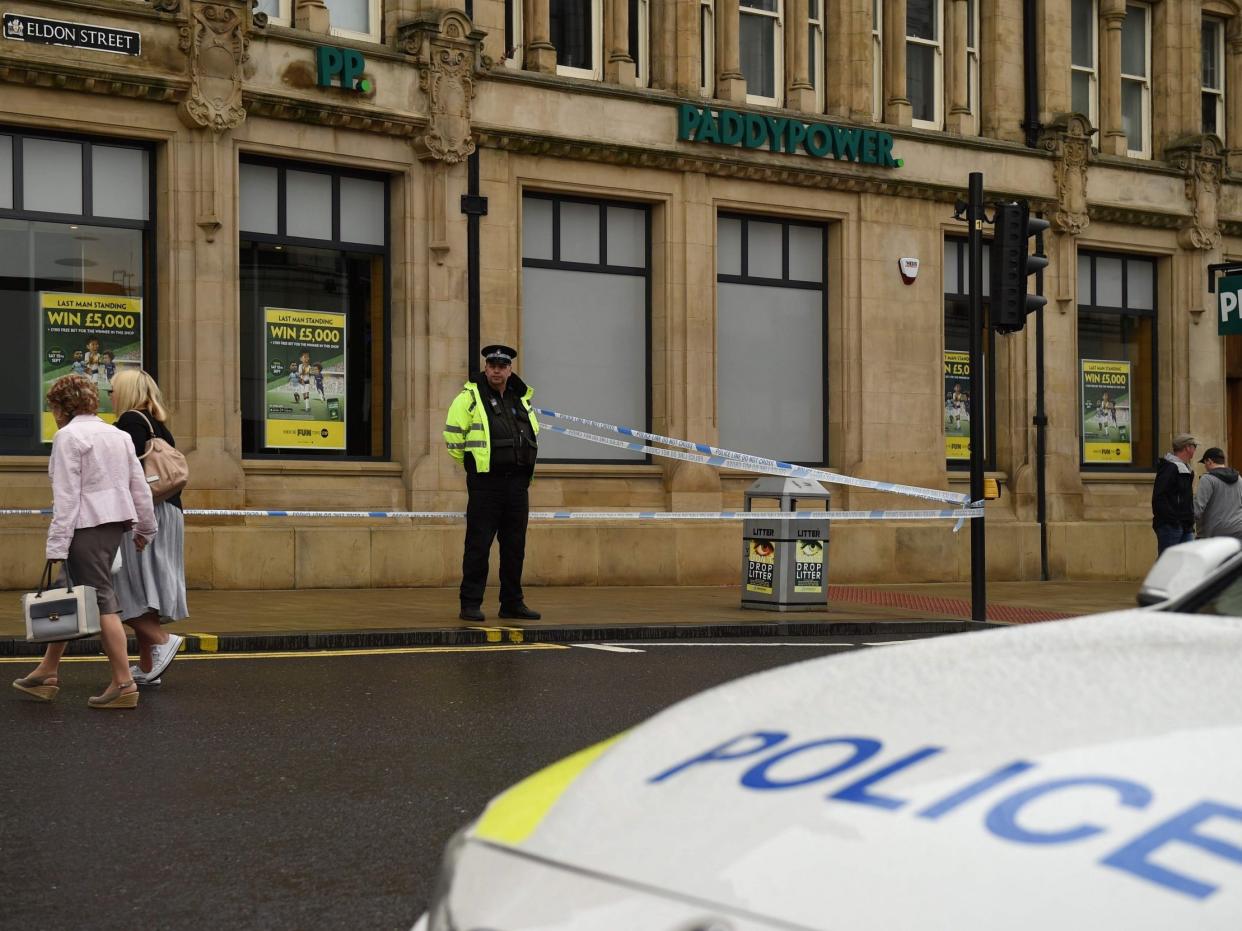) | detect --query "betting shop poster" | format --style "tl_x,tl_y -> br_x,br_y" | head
794,538 -> 825,594
1081,359 -> 1132,465
746,539 -> 776,595
943,350 -> 971,461
263,307 -> 347,450
39,292 -> 143,442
